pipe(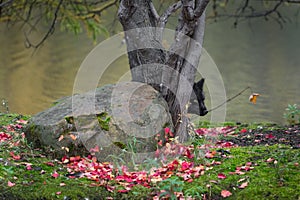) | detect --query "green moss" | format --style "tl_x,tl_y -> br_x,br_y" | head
96,112 -> 111,131
113,141 -> 127,150
64,116 -> 74,125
